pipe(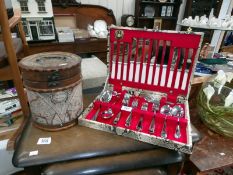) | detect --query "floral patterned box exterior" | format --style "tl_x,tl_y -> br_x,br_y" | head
79,27 -> 203,153
19,52 -> 83,131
